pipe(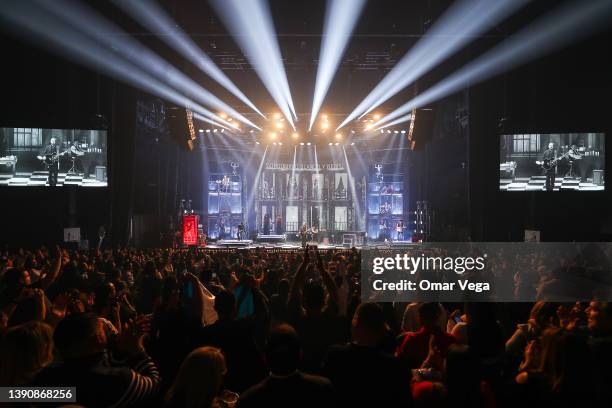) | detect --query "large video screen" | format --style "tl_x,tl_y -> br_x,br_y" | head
0,127 -> 107,187
499,133 -> 604,191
